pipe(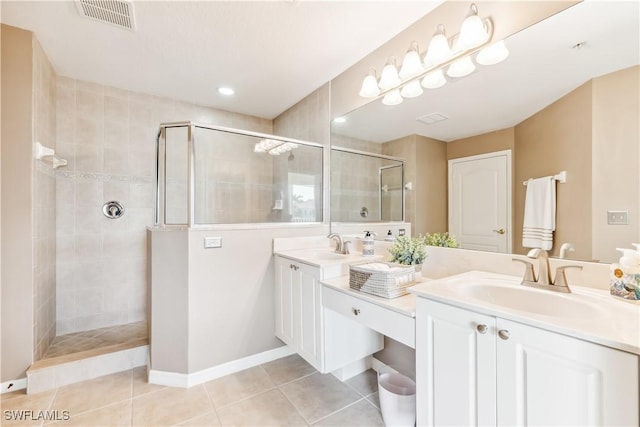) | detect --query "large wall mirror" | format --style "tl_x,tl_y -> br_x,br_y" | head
330,1 -> 639,263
